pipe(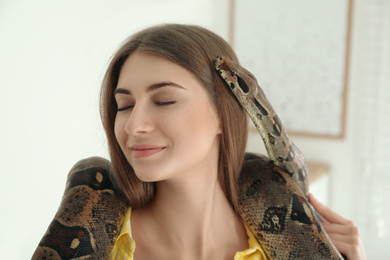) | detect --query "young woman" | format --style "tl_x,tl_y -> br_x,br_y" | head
33,24 -> 366,260
102,24 -> 253,259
